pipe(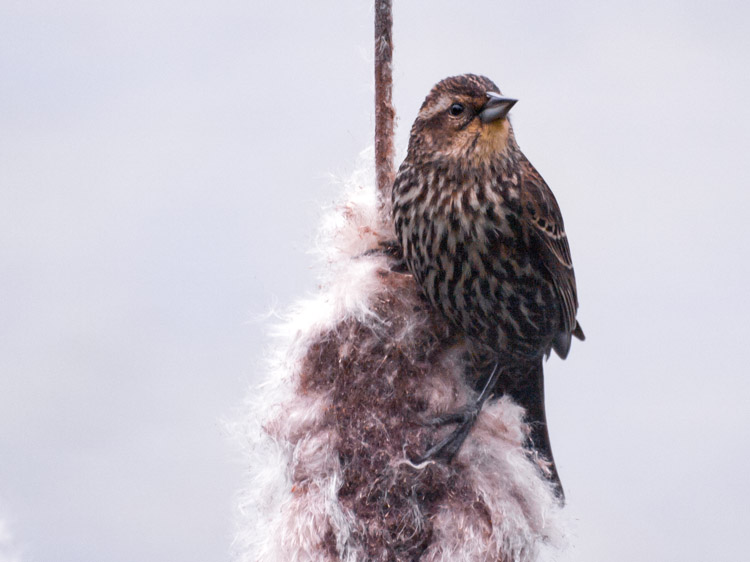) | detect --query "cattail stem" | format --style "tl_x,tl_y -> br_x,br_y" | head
374,0 -> 395,206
